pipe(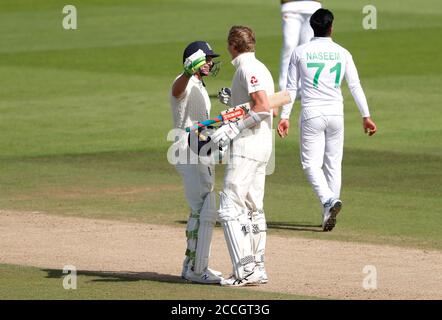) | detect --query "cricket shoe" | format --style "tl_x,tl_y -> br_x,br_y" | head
184,268 -> 223,284
322,198 -> 342,232
220,269 -> 262,287
256,266 -> 268,284
182,262 -> 222,279
207,267 -> 223,277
